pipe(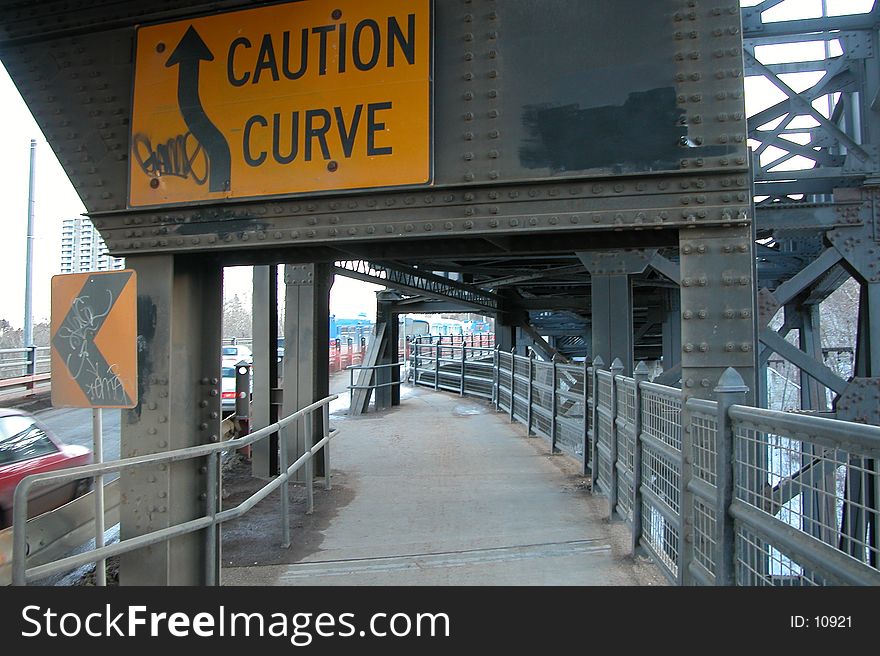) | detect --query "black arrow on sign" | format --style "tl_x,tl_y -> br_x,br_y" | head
53,272 -> 134,406
166,25 -> 231,193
